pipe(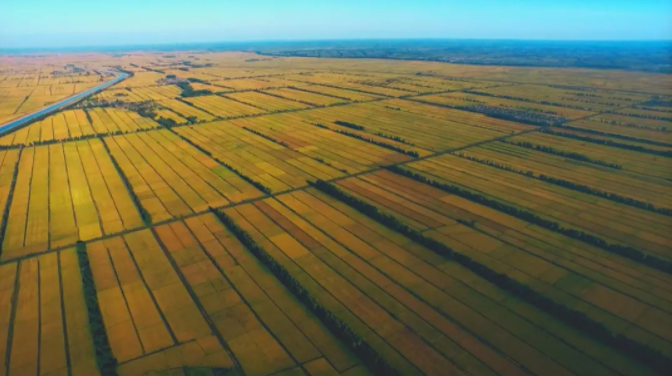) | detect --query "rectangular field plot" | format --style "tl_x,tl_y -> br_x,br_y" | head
182,95 -> 266,118
0,149 -> 20,235
0,250 -> 100,376
160,99 -> 215,122
471,84 -> 652,112
220,191 -> 661,376
418,91 -> 596,119
263,88 -> 347,106
398,150 -> 672,263
567,116 -> 672,144
225,91 -> 312,112
228,114 -> 415,174
210,78 -> 281,90
0,108 -> 161,146
88,108 -> 160,134
1,139 -> 144,261
103,129 -> 263,221
282,99 -> 532,151
87,230 -> 234,374
324,171 -> 672,371
294,84 -> 383,102
147,213 -> 365,375
174,121 -> 346,192
503,131 -> 672,184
